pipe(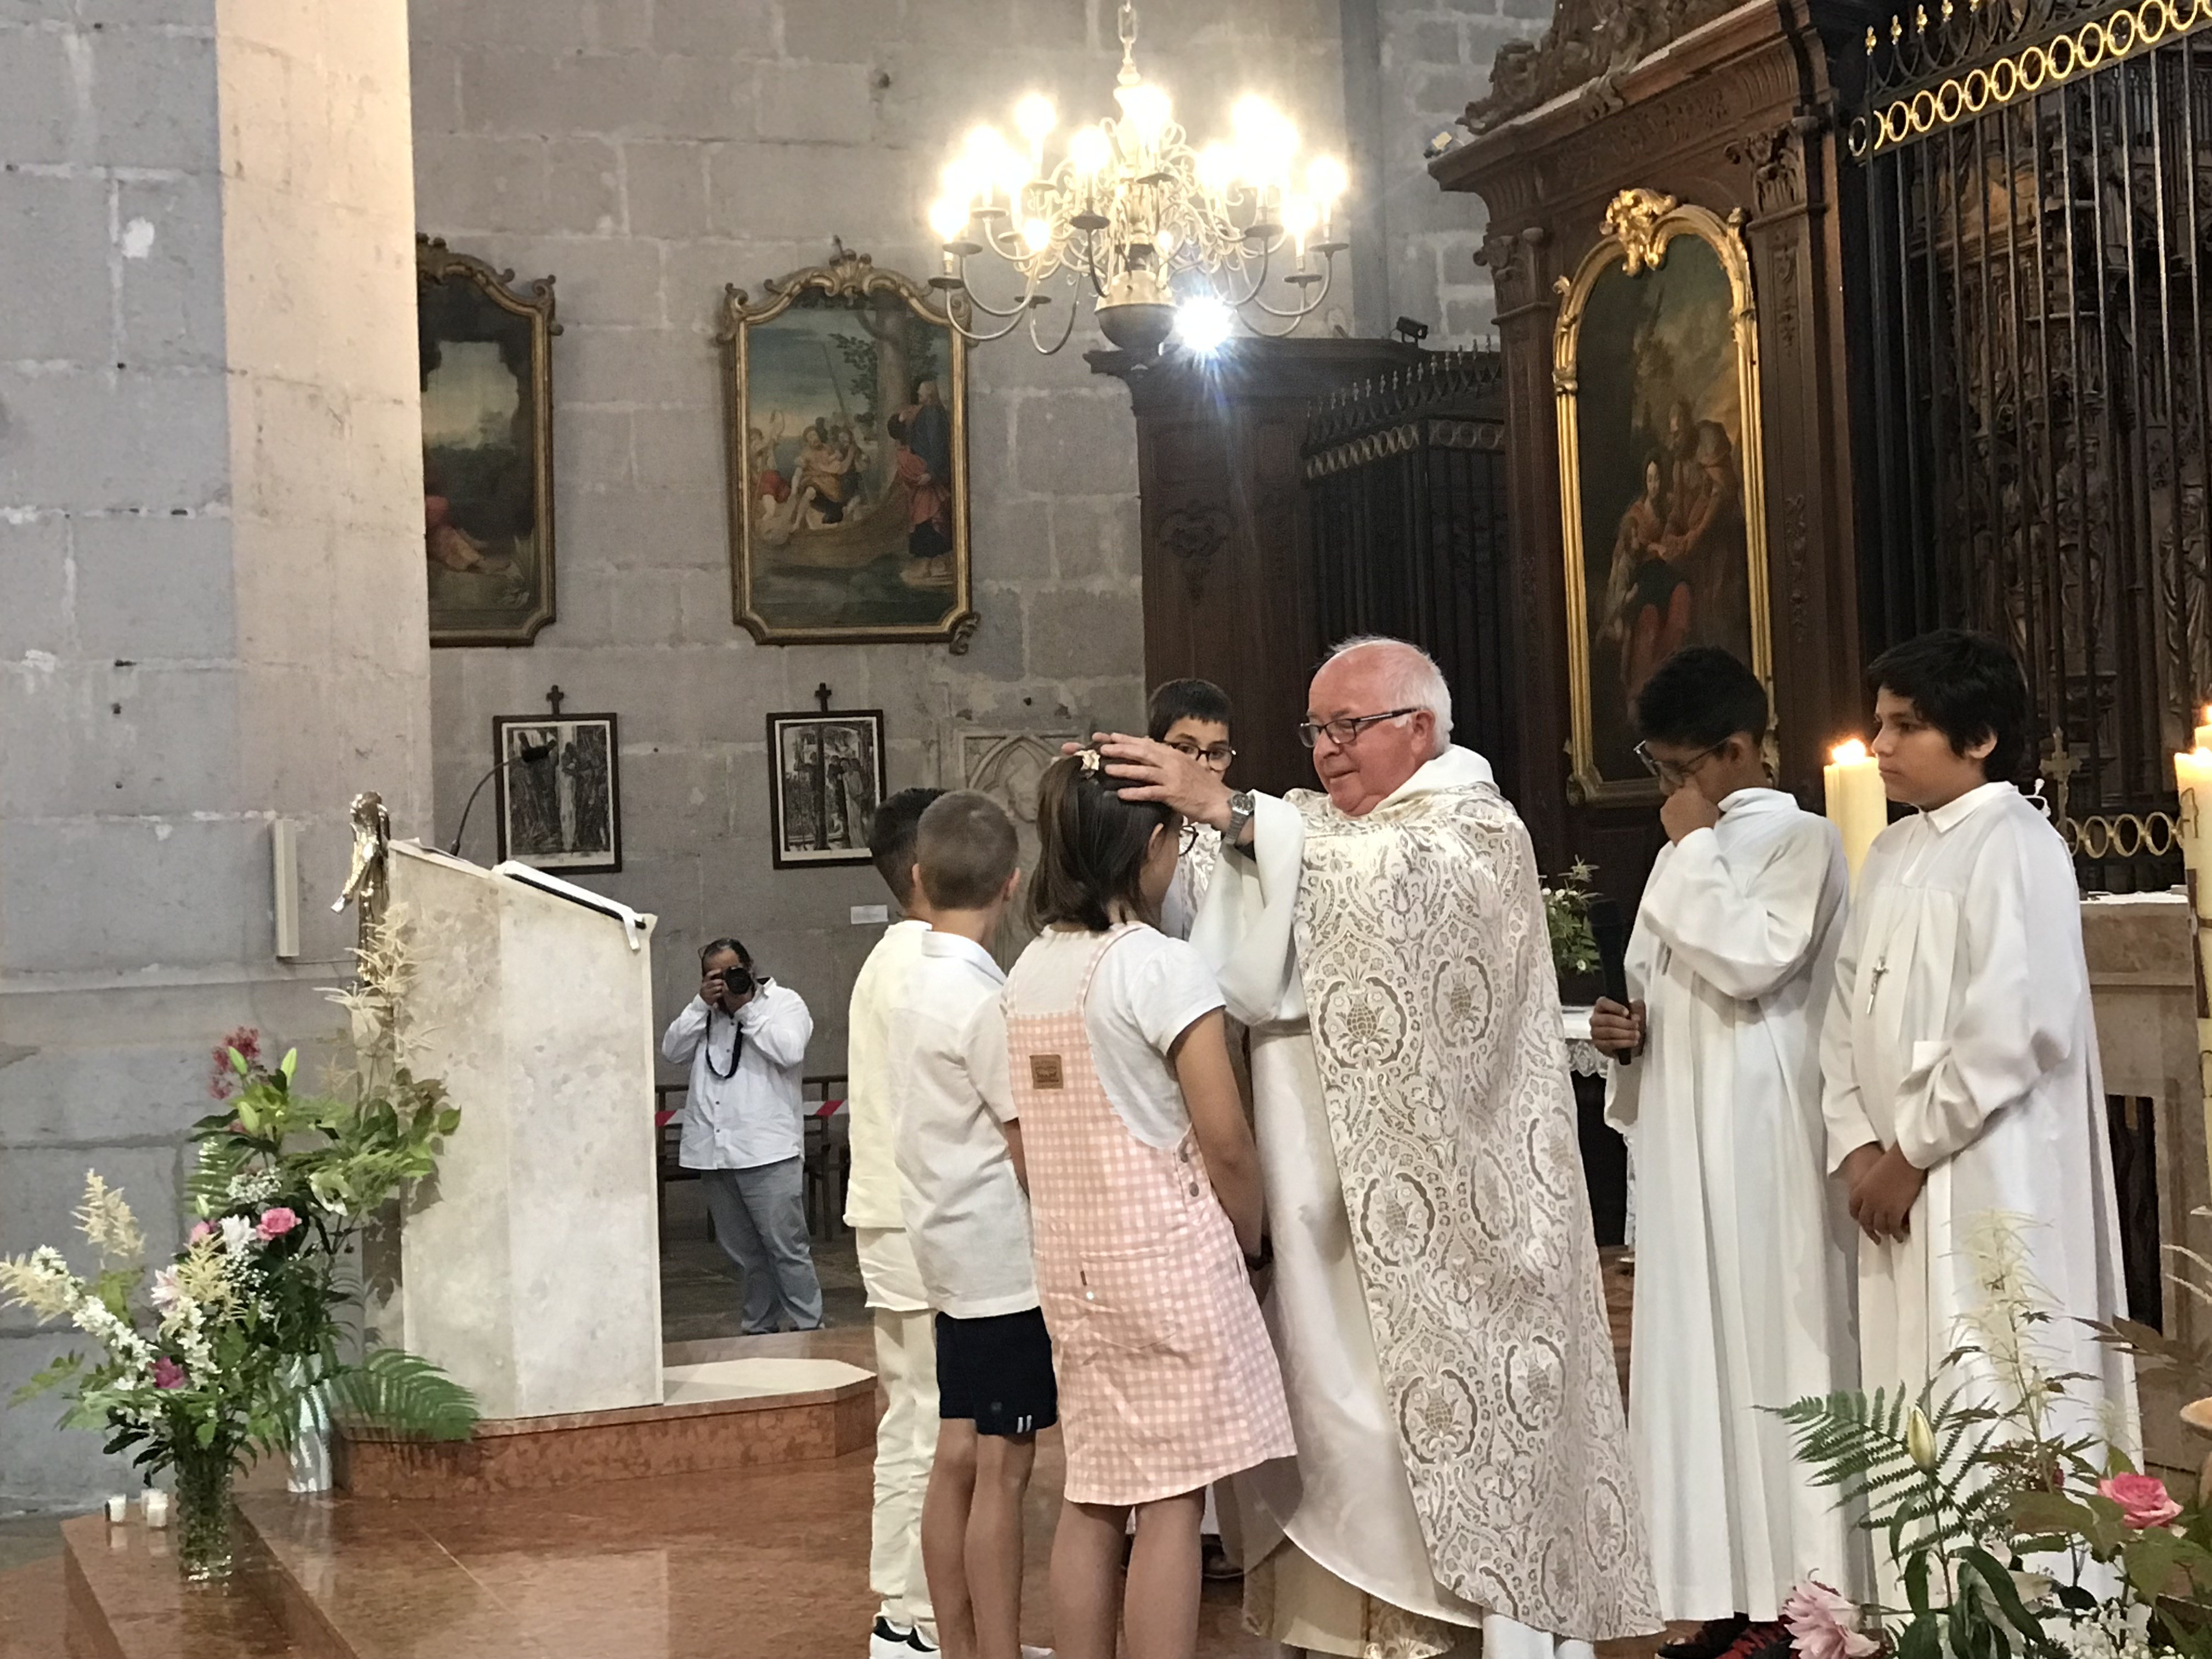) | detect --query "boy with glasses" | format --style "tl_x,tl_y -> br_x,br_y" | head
1591,646 -> 1863,1654
1148,679 -> 1238,941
